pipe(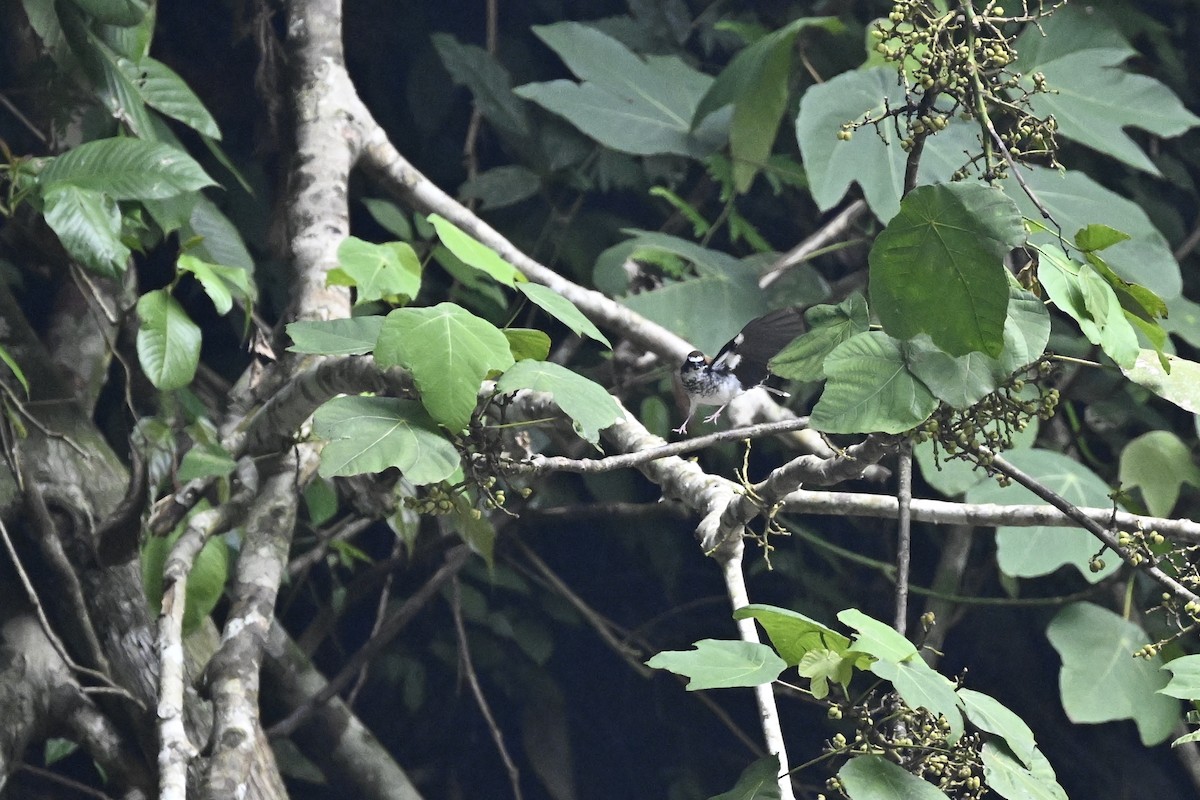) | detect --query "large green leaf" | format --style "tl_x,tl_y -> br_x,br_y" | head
494,360 -> 622,444
958,689 -> 1037,767
839,755 -> 951,800
693,18 -> 840,192
645,639 -> 787,690
328,236 -> 422,304
709,756 -> 781,800
870,183 -> 1022,357
136,288 -> 201,390
840,609 -> 963,741
733,604 -> 852,666
118,56 -> 221,138
38,138 -> 215,200
312,396 -> 460,483
966,449 -> 1116,582
42,184 -> 130,278
1046,603 -> 1178,746
1160,655 -> 1200,701
286,317 -> 384,356
1037,246 -> 1139,369
515,22 -> 726,157
516,282 -> 610,347
1013,6 -> 1199,175
796,67 -> 980,221
1013,168 -> 1180,300
431,33 -> 531,138
1119,431 -> 1200,517
770,293 -> 870,382
427,214 -> 524,288
1120,351 -> 1200,415
502,329 -> 551,362
375,303 -> 515,431
183,195 -> 255,270
980,743 -> 1068,800
809,332 -> 938,434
